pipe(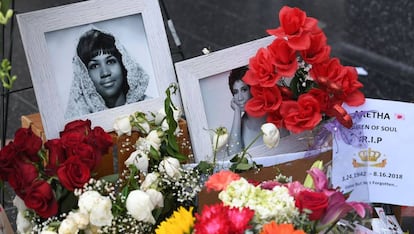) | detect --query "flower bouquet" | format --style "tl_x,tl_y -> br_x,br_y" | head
243,6 -> 365,134
0,84 -> 206,233
164,163 -> 372,234
0,118 -> 113,233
